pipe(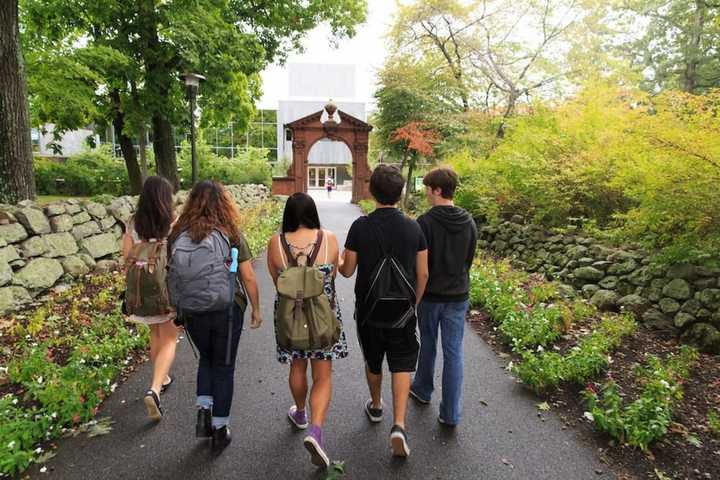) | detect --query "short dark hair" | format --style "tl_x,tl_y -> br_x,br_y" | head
423,167 -> 459,199
370,164 -> 404,205
282,192 -> 321,233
